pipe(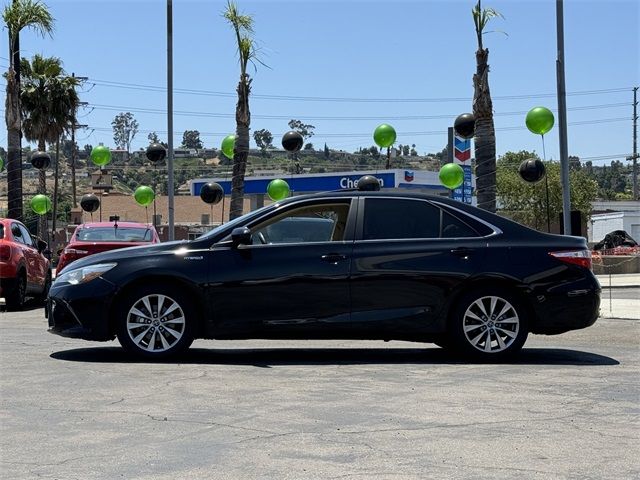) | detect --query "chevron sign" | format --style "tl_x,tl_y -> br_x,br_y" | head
454,136 -> 471,163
